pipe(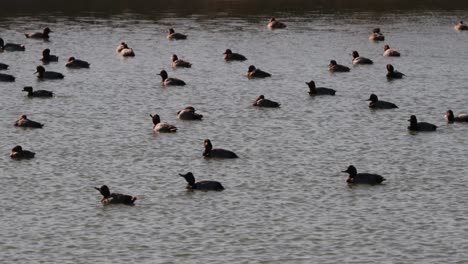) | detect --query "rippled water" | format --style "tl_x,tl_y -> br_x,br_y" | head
1,7 -> 468,264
